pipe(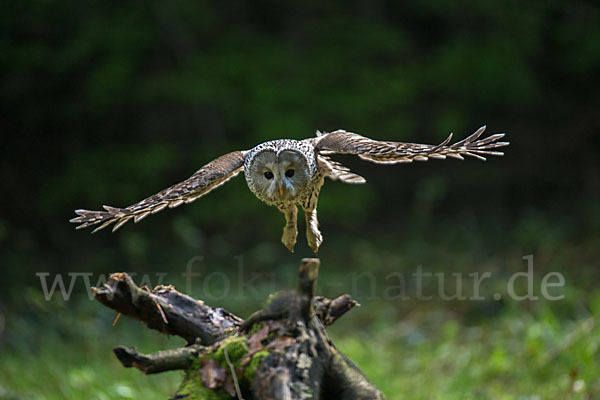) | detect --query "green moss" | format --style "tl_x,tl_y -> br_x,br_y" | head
173,335 -> 255,398
176,370 -> 232,400
173,334 -> 272,398
248,322 -> 265,334
189,352 -> 204,370
243,350 -> 270,382
212,336 -> 249,369
264,291 -> 287,307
